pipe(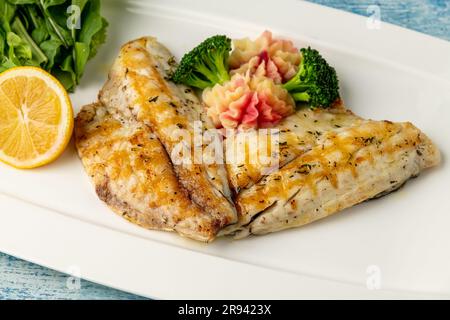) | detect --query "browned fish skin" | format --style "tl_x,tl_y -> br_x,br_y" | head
99,37 -> 237,230
75,103 -> 227,242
